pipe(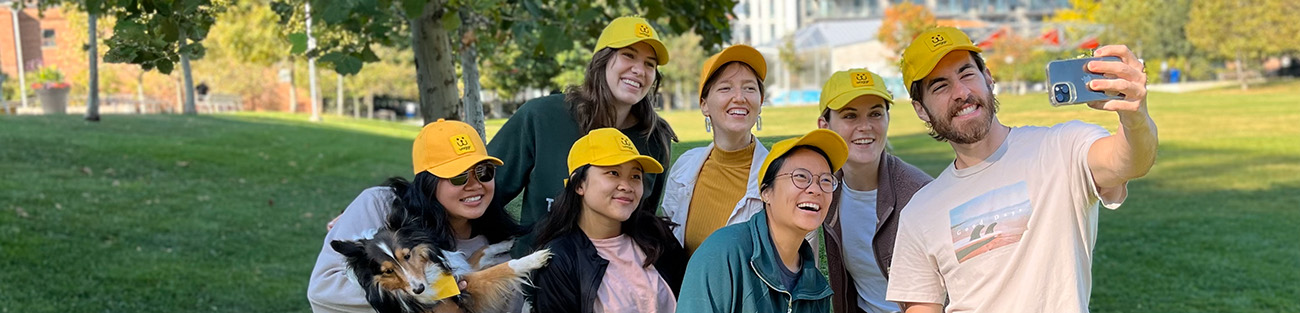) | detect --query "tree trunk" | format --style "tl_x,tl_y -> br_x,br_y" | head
353,95 -> 361,118
1235,50 -> 1247,90
459,10 -> 486,139
84,11 -> 100,121
674,80 -> 686,110
365,92 -> 374,119
174,77 -> 183,113
332,72 -> 343,115
136,71 -> 145,113
307,2 -> 322,122
288,58 -> 297,113
411,0 -> 460,125
179,29 -> 197,115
